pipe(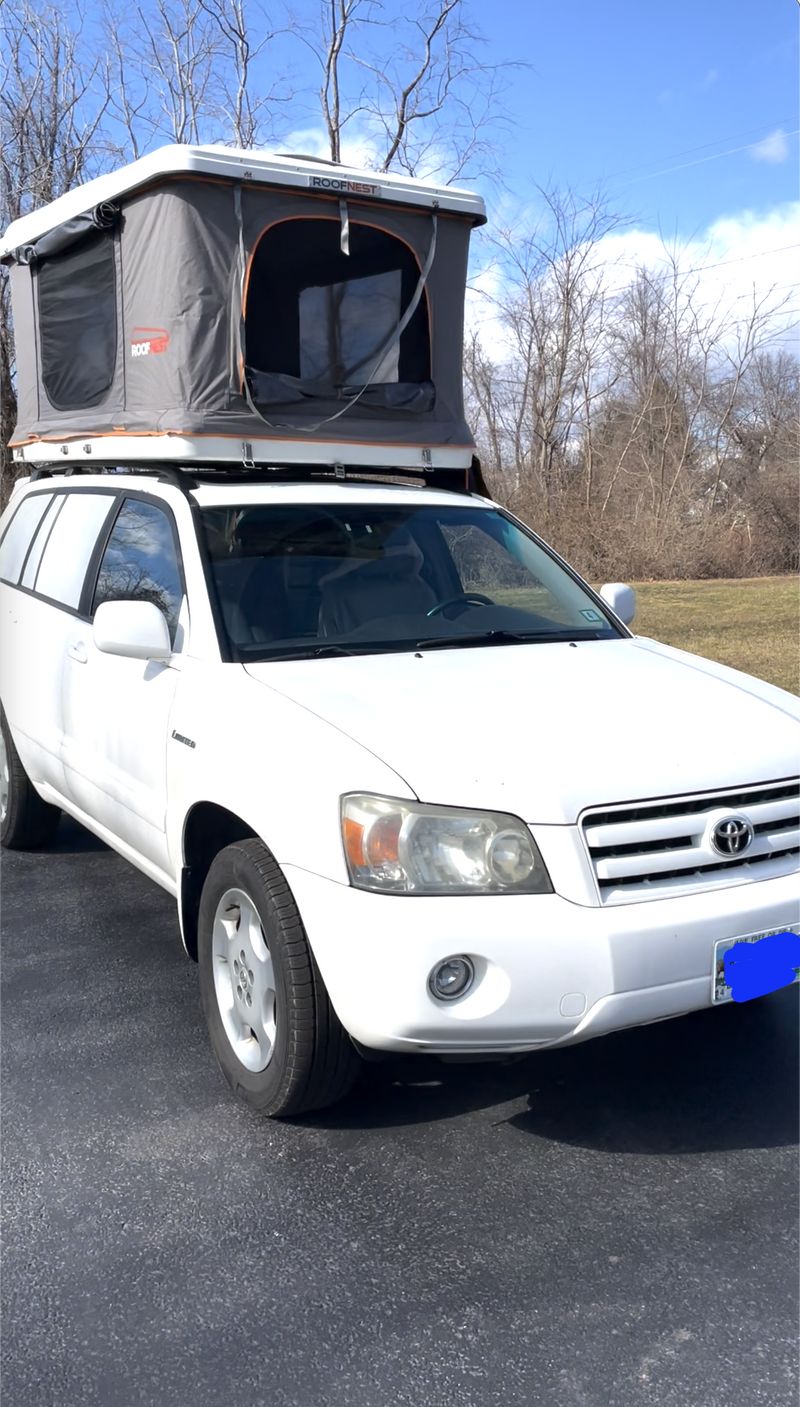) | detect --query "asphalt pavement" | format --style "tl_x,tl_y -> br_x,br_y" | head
2,817 -> 798,1407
